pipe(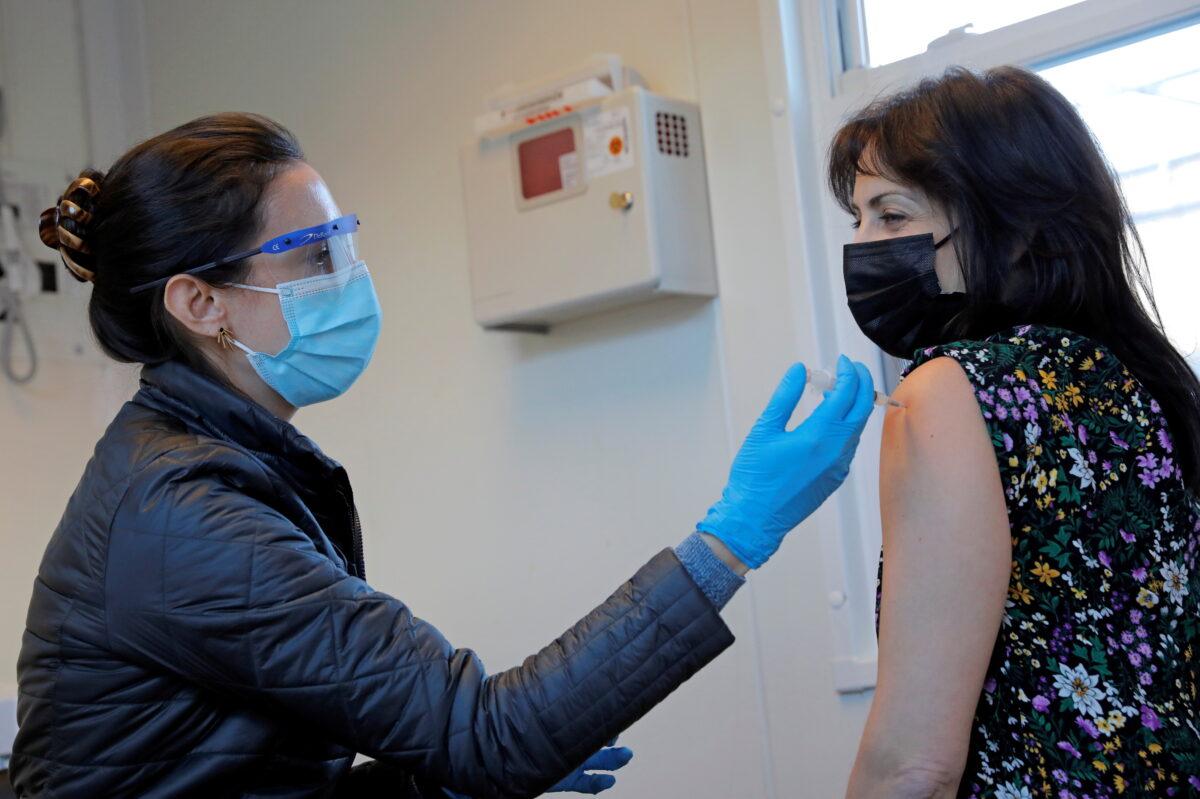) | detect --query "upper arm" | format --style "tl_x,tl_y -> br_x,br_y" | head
851,357 -> 1011,794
